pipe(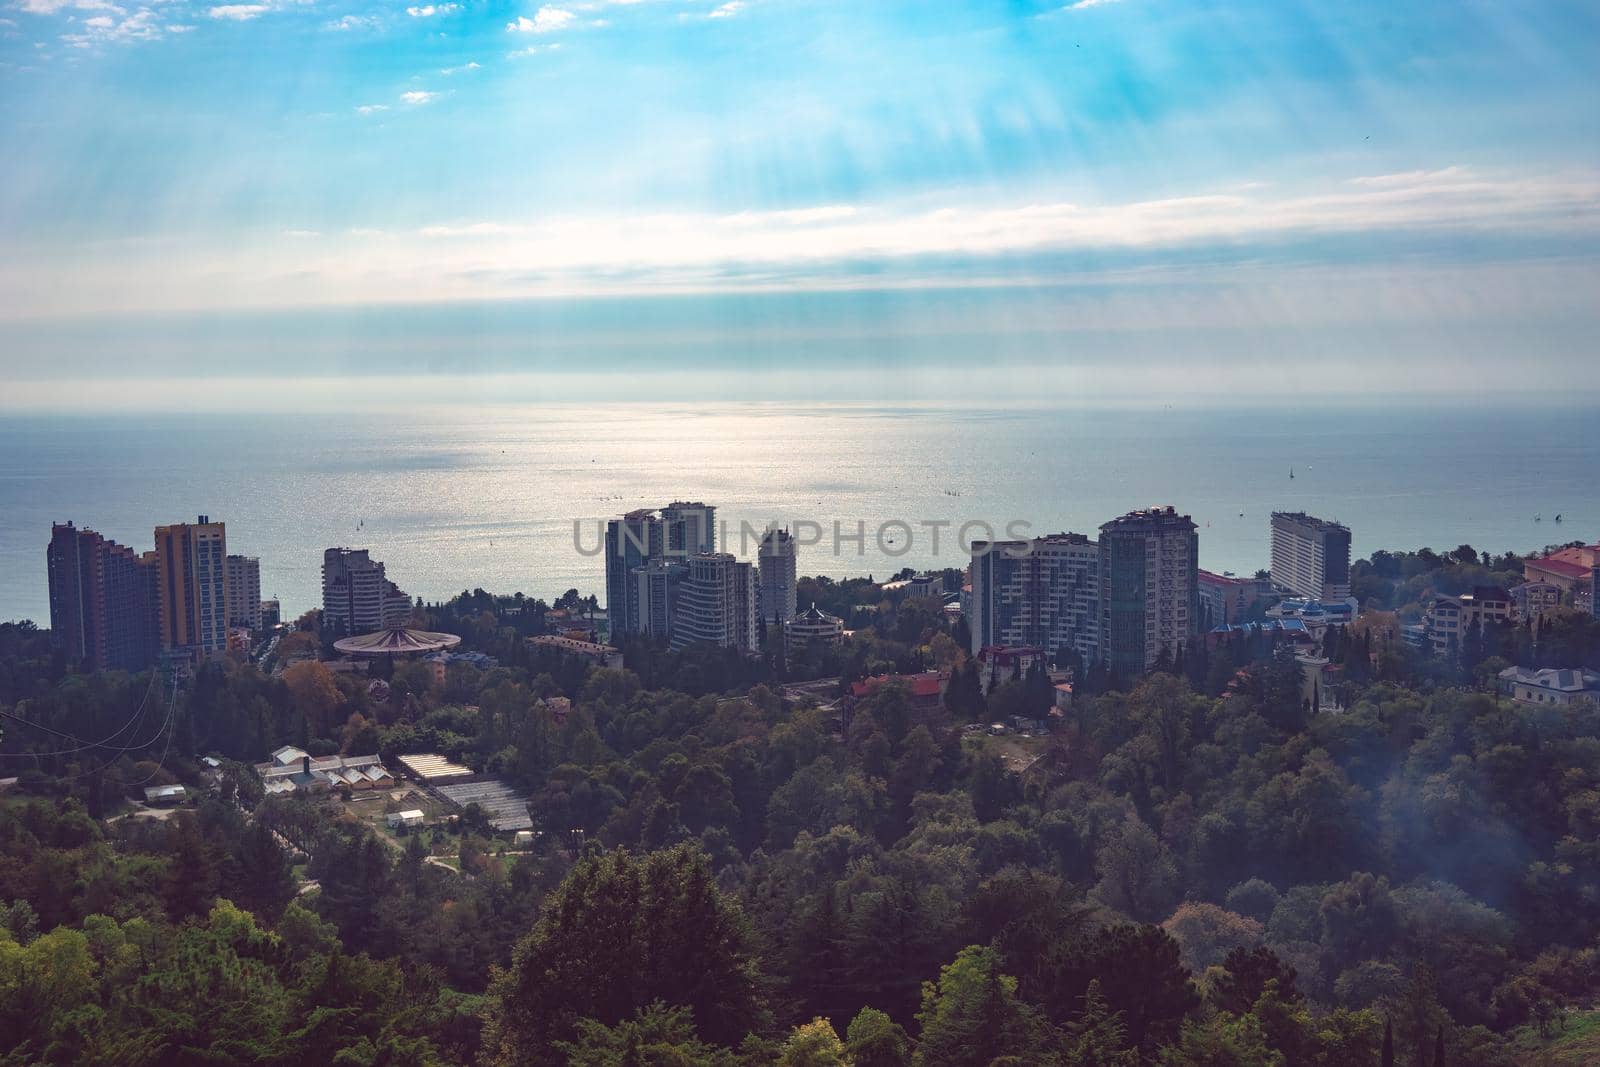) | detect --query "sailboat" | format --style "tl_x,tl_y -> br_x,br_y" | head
1289,467 -> 1295,480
